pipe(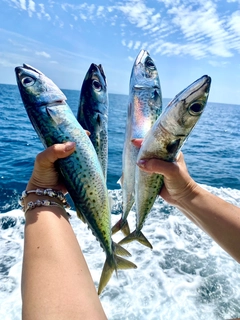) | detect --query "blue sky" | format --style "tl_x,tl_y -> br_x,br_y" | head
1,0 -> 240,104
